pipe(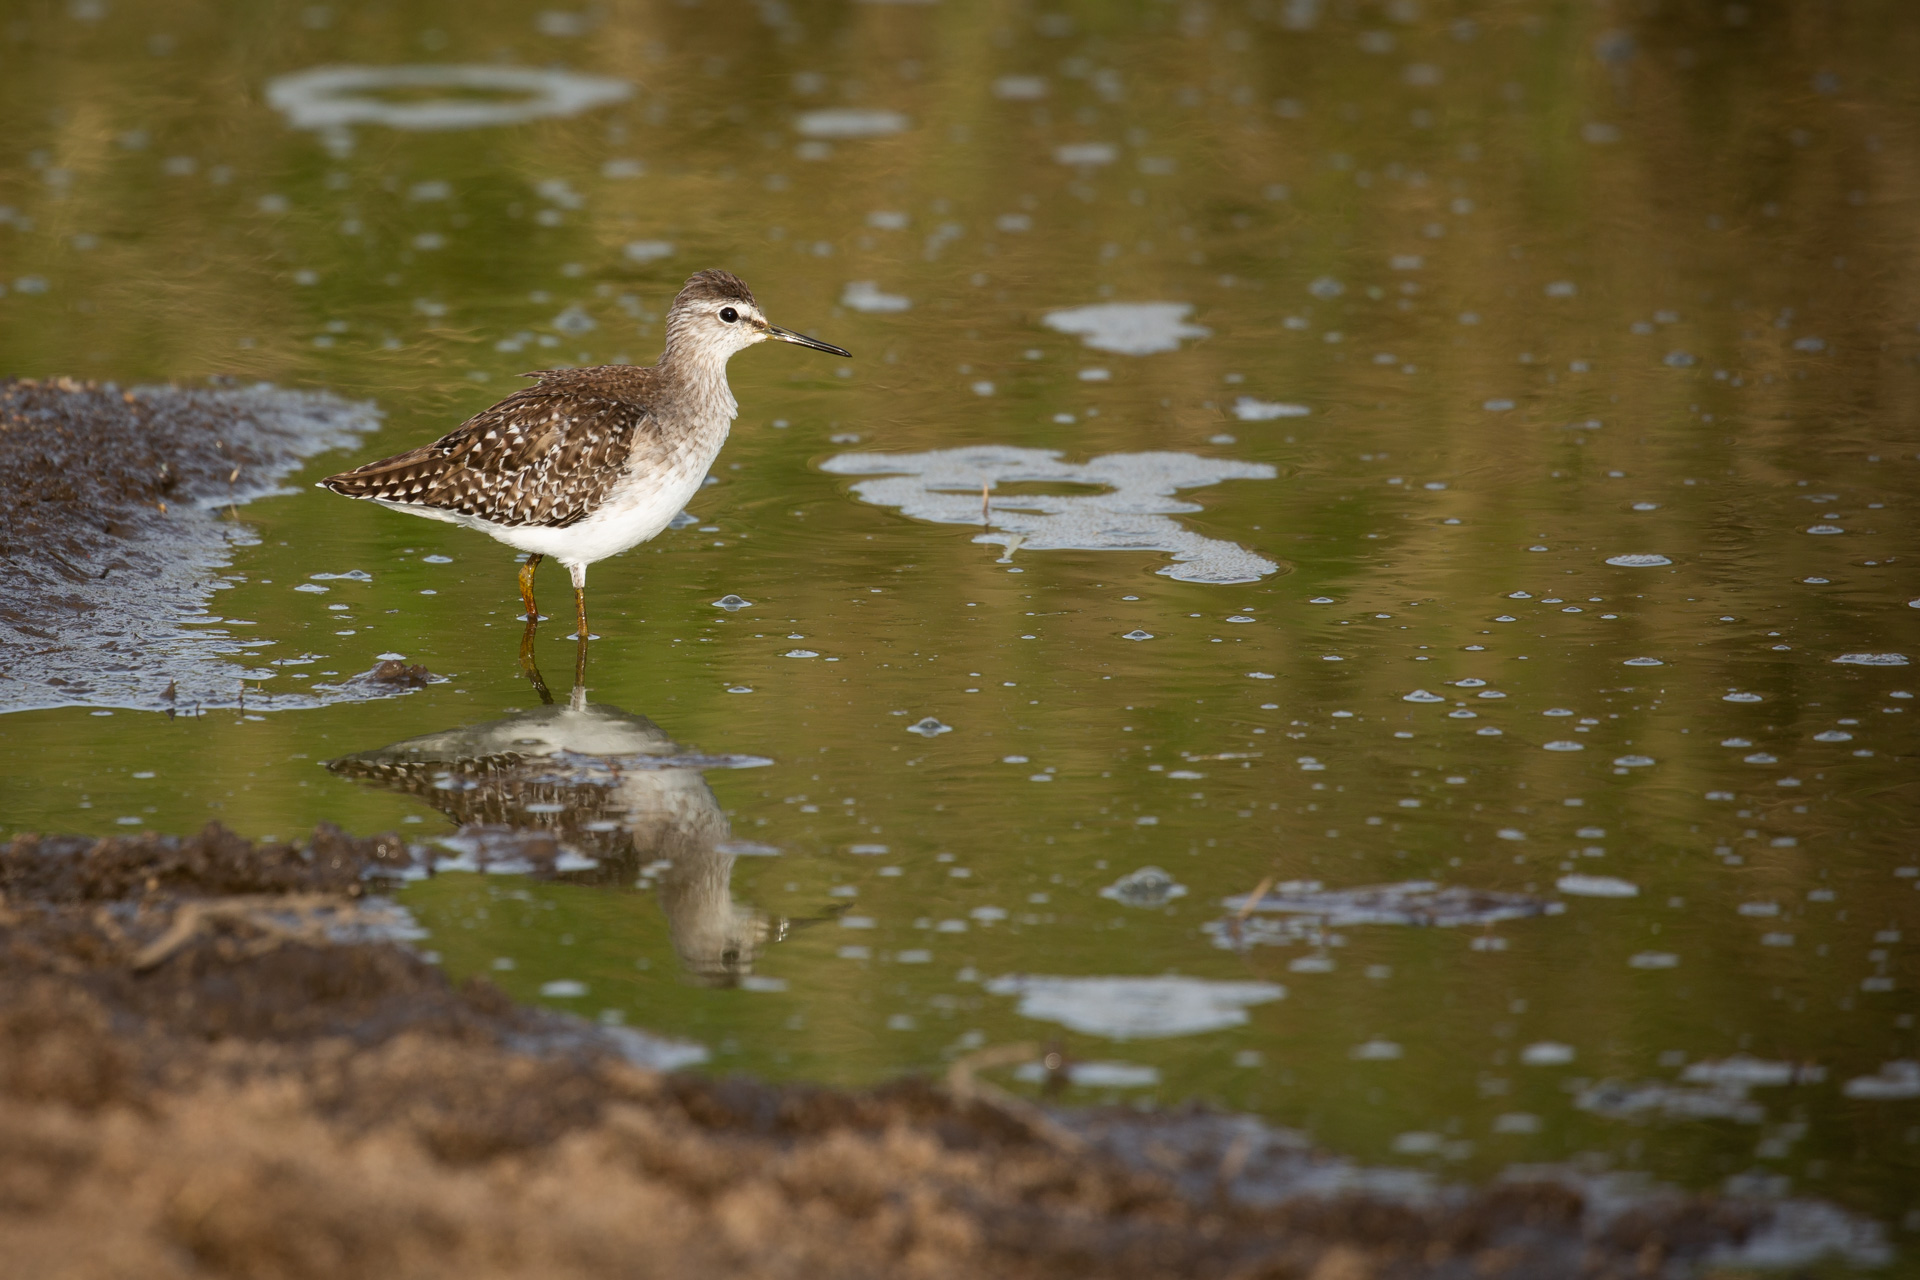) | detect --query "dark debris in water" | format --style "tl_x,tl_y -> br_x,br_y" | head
1208,881 -> 1554,949
366,659 -> 437,687
0,821 -> 415,903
